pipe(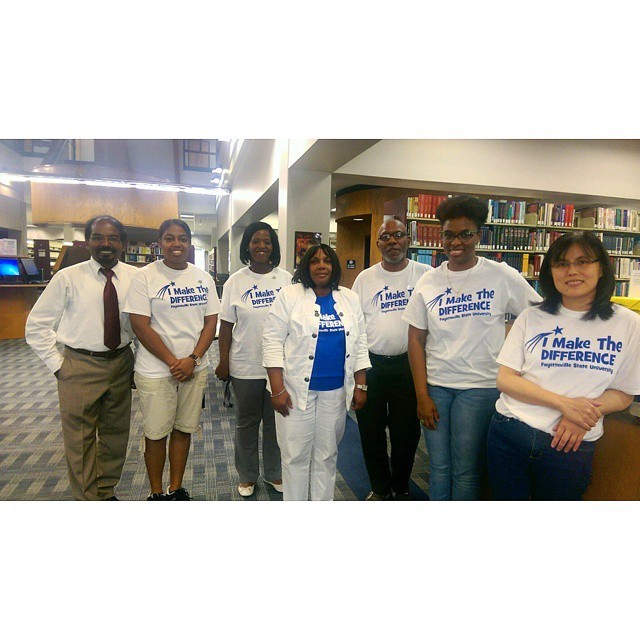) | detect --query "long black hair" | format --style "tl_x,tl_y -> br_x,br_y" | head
538,230 -> 615,321
239,221 -> 281,267
292,243 -> 342,290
